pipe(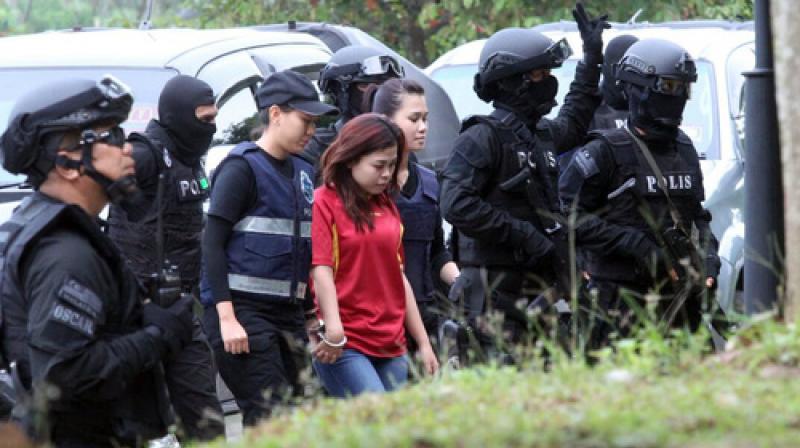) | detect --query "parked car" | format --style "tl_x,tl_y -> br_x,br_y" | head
254,21 -> 461,170
0,26 -> 336,208
425,20 -> 755,314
